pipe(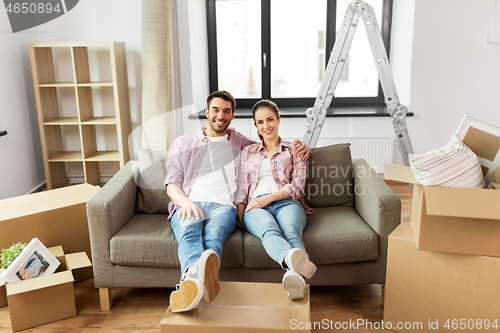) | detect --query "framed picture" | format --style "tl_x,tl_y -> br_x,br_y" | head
456,114 -> 500,184
0,238 -> 60,284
